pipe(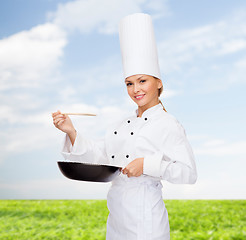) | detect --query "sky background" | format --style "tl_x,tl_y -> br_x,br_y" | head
0,0 -> 245,199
